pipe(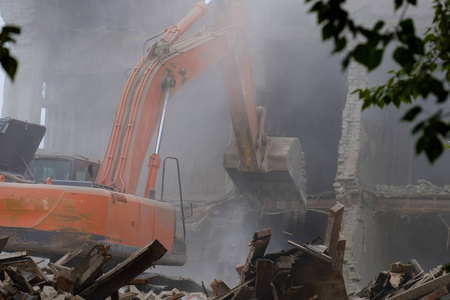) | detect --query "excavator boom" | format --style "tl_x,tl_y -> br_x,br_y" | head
0,0 -> 306,266
96,0 -> 306,211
